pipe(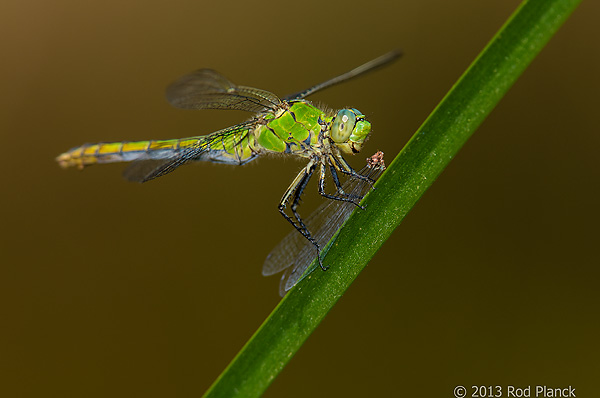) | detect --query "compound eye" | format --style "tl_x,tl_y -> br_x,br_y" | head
331,109 -> 357,143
